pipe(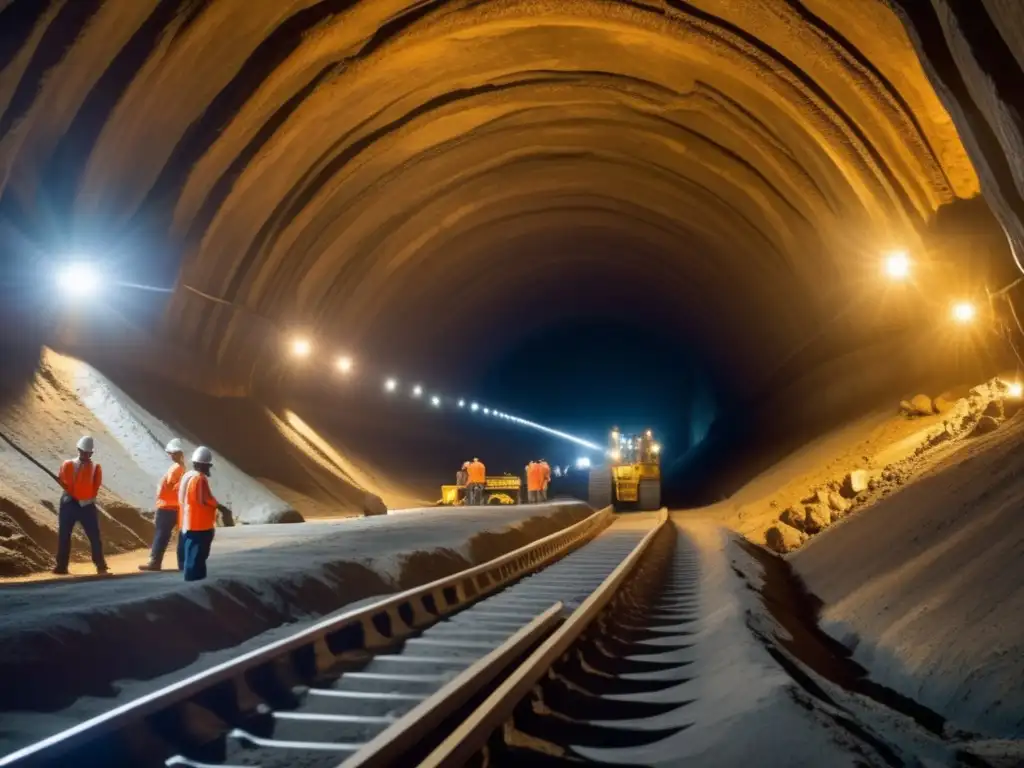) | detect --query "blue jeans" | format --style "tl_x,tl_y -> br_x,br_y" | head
182,529 -> 214,581
55,495 -> 106,572
148,509 -> 177,568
